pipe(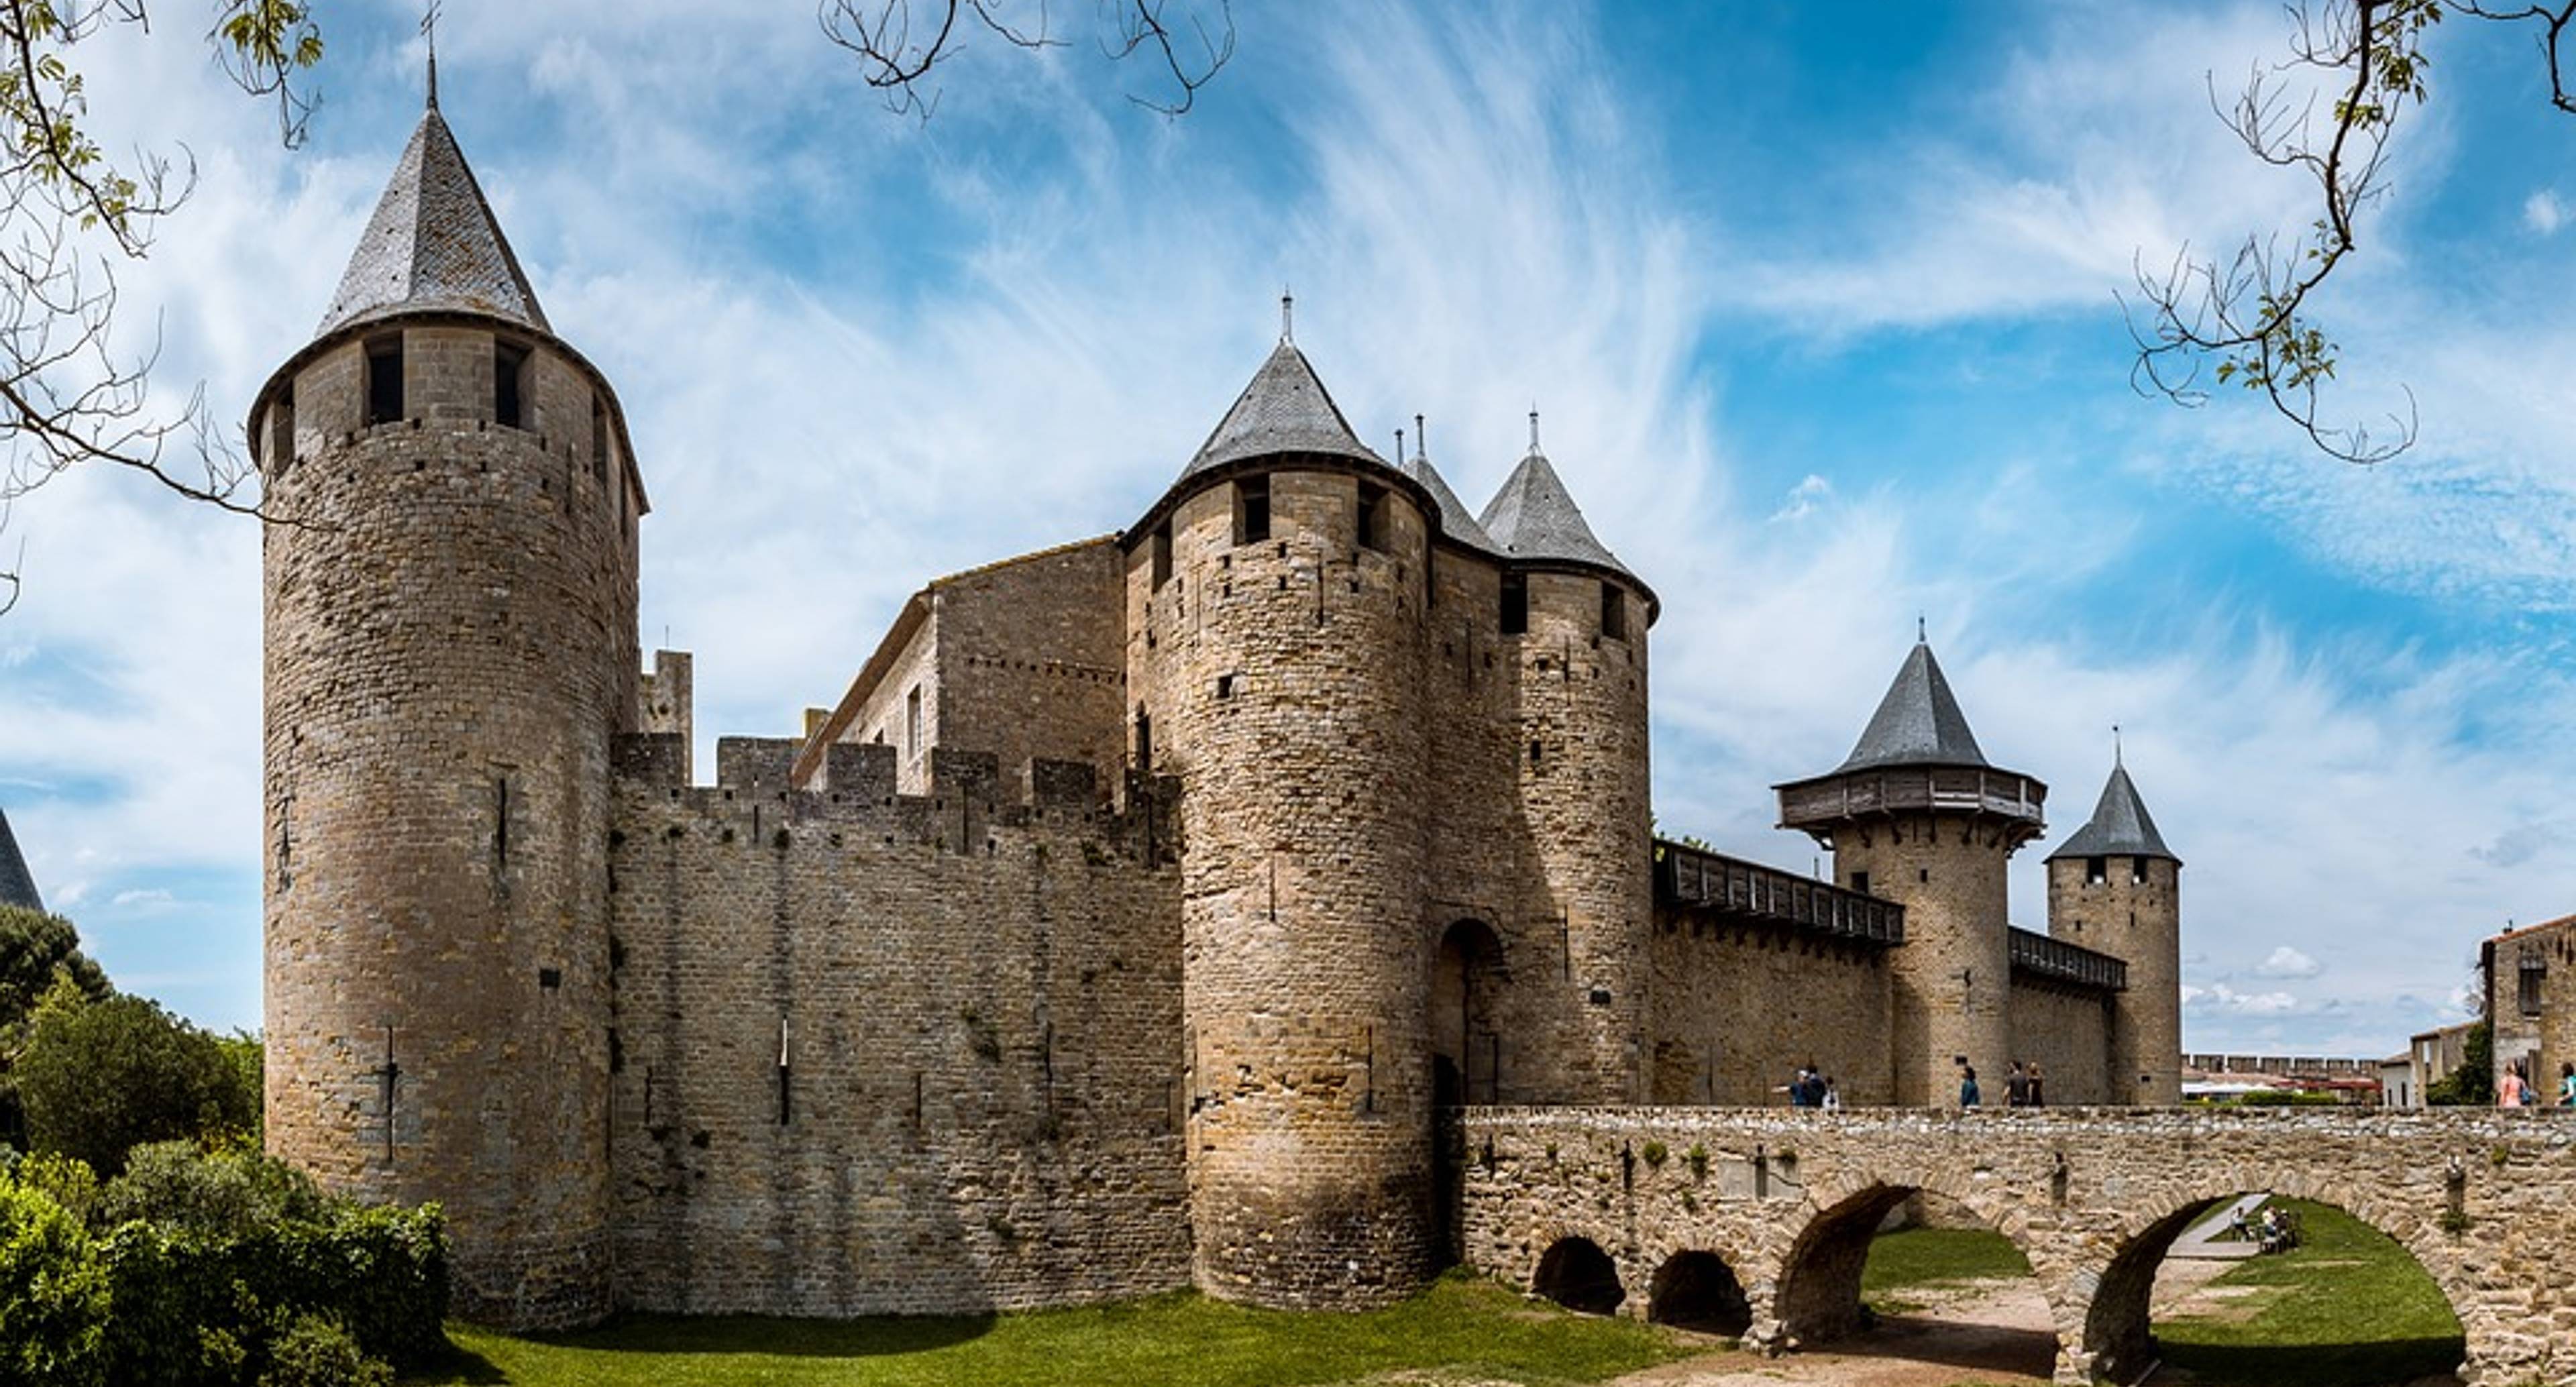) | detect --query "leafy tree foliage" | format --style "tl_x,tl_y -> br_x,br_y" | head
14,978 -> 255,1173
0,1173 -> 111,1386
0,902 -> 104,1025
2426,1019 -> 2495,1105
